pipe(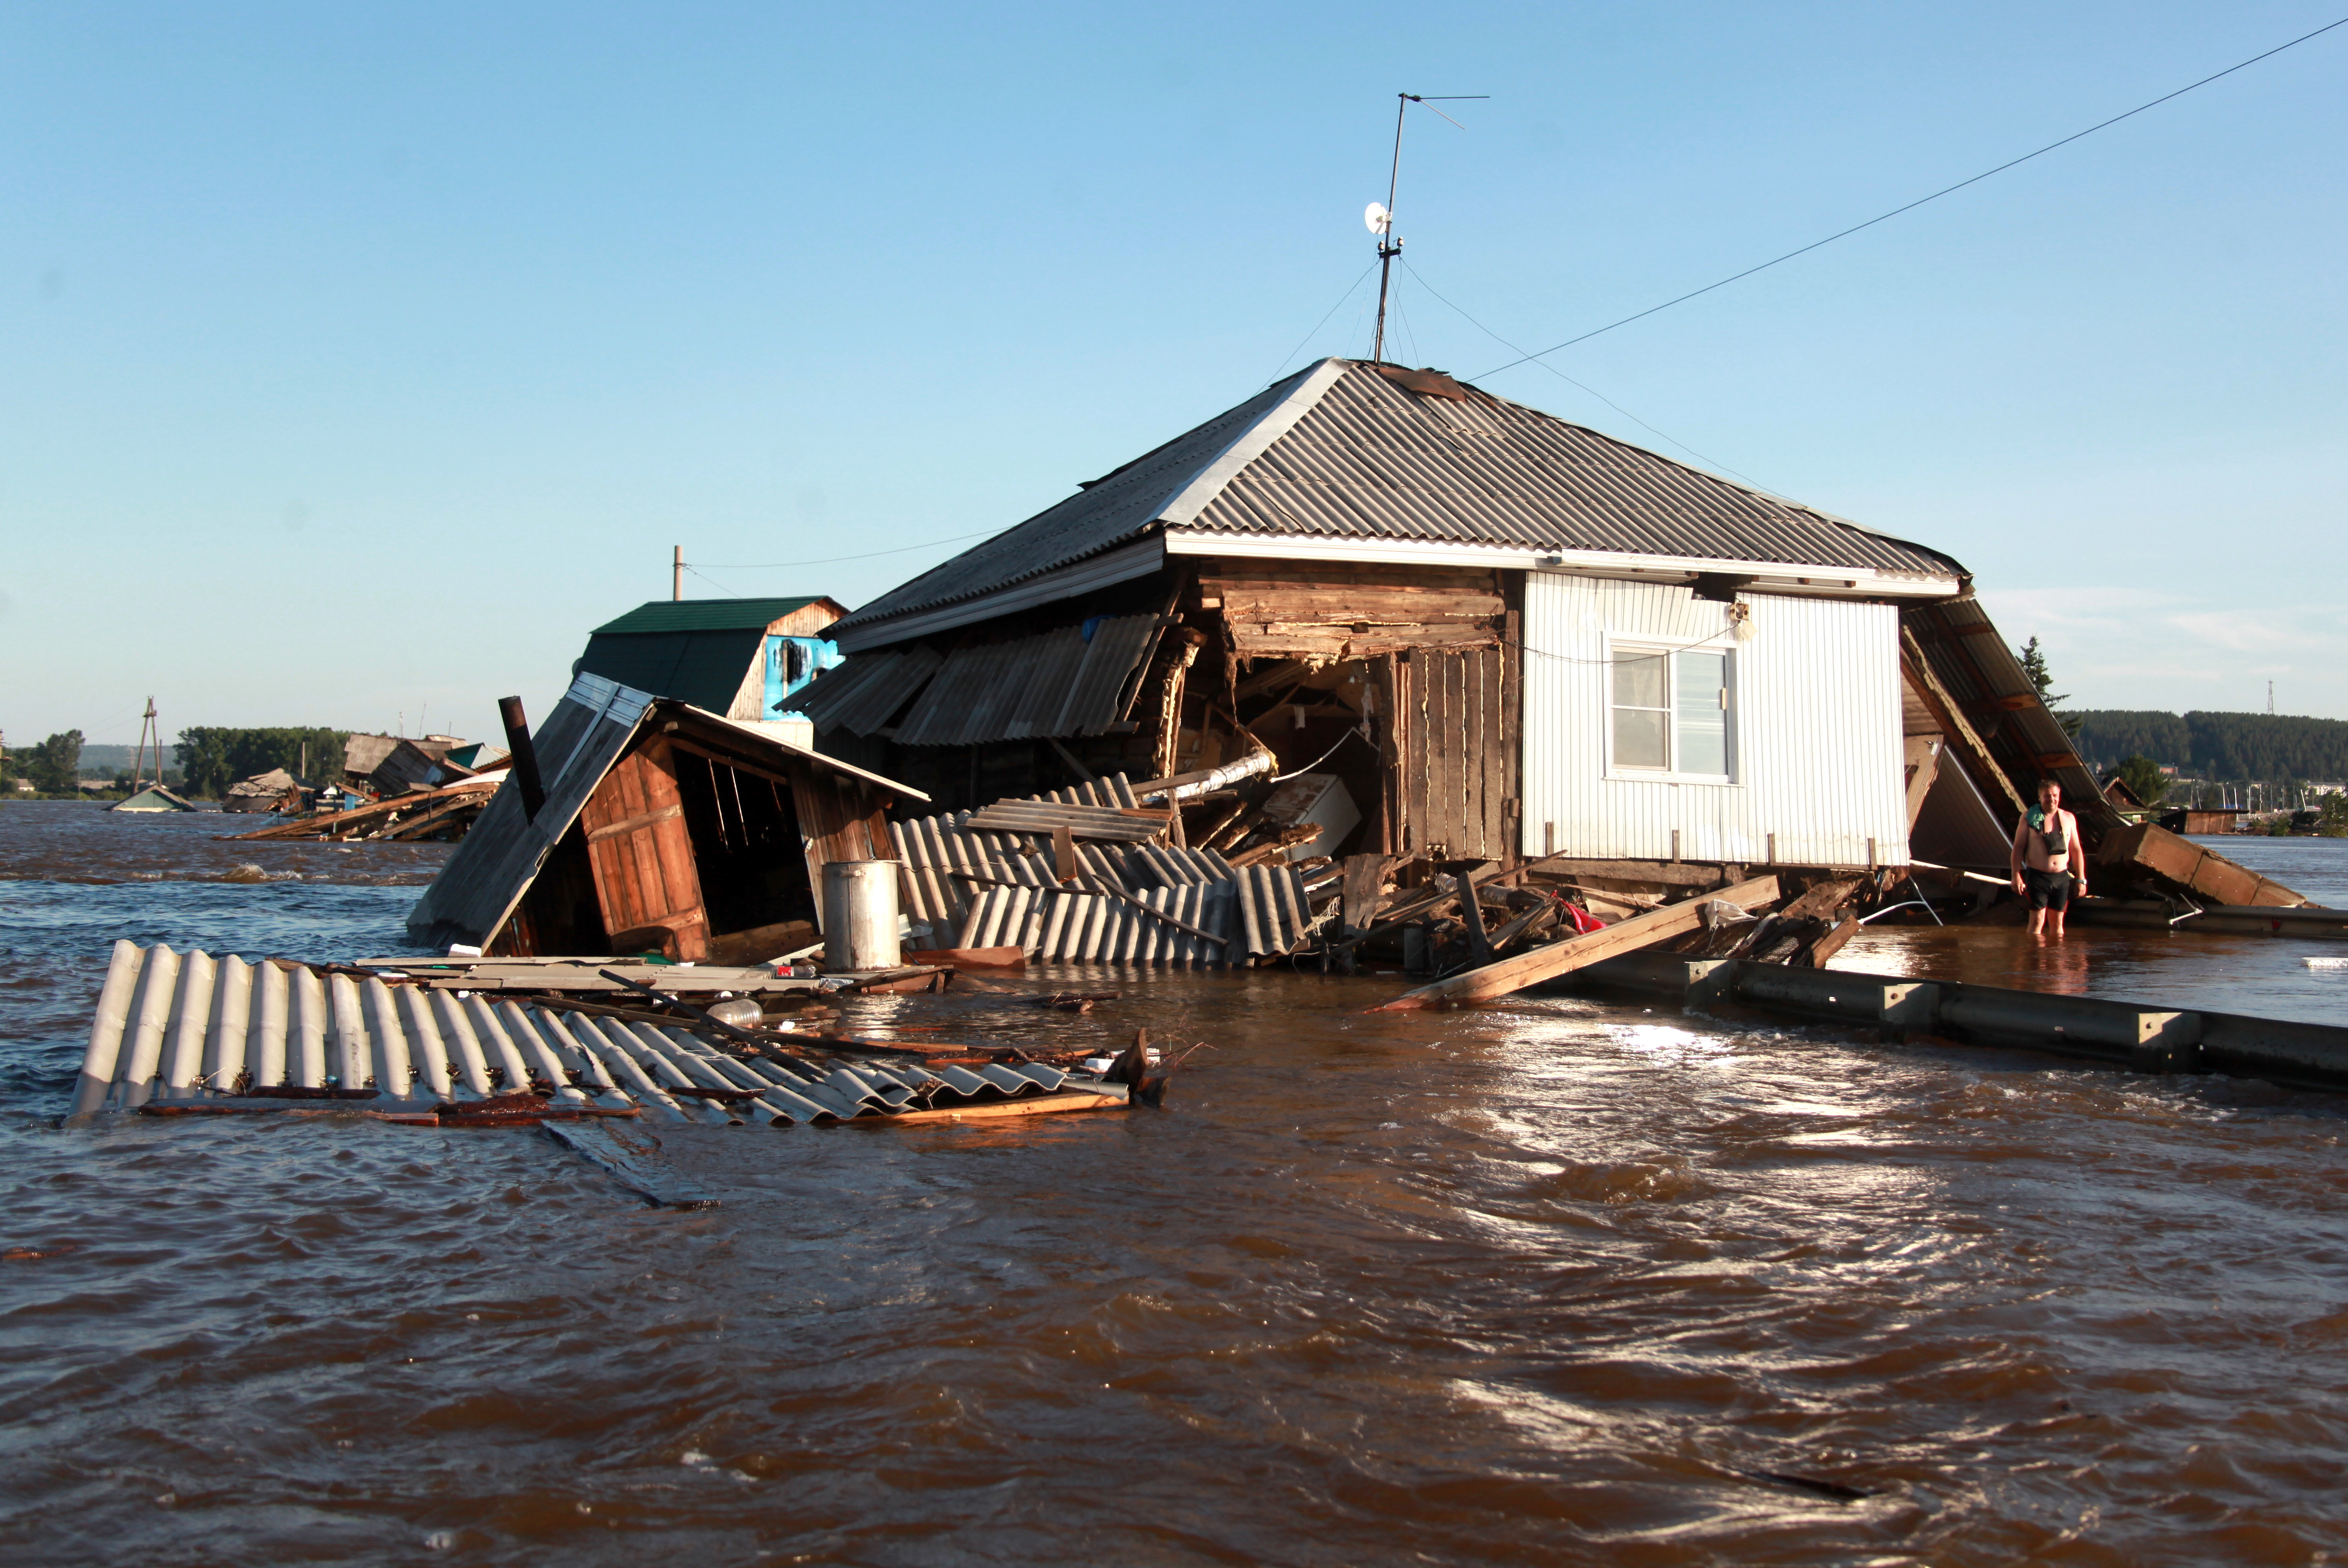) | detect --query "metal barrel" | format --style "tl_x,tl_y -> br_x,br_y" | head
824,859 -> 903,971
